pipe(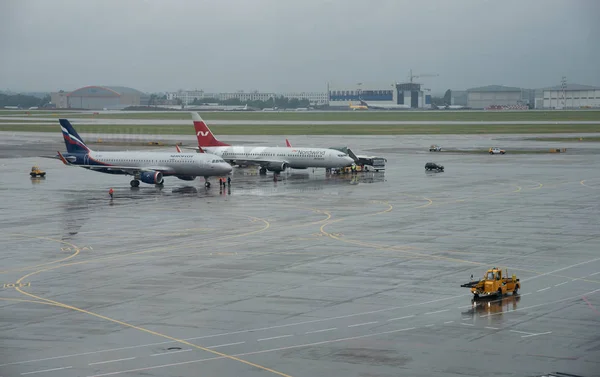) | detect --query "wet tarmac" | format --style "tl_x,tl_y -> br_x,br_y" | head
3,131 -> 600,160
1,132 -> 600,377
